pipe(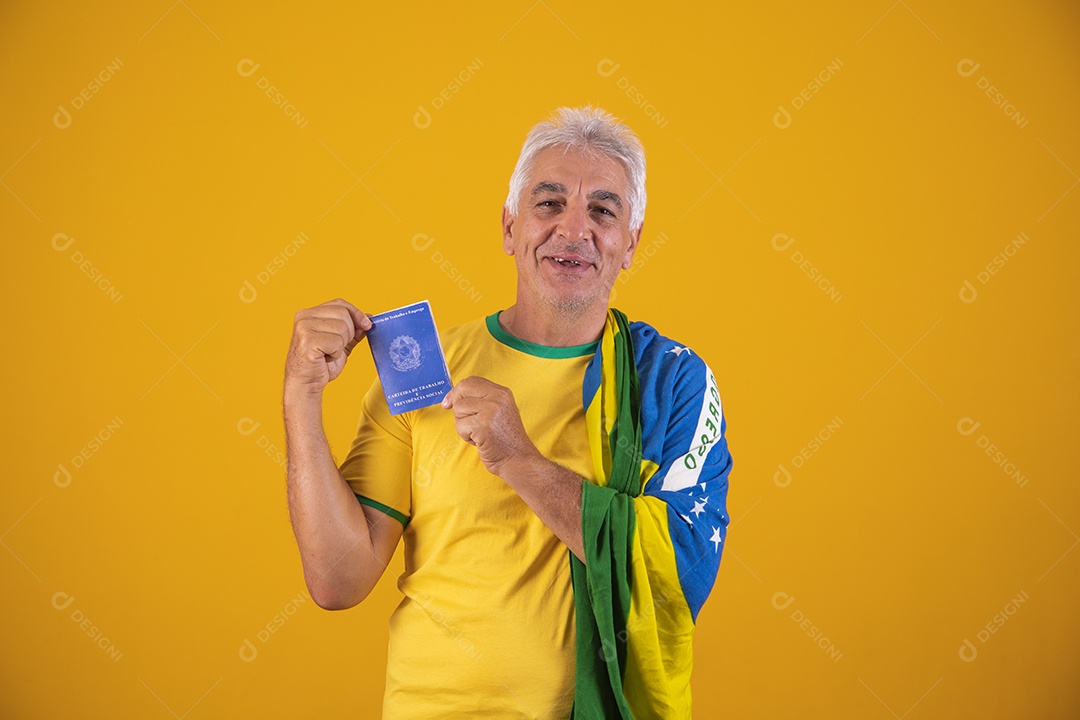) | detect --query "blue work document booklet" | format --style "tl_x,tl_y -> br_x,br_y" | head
366,300 -> 453,415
